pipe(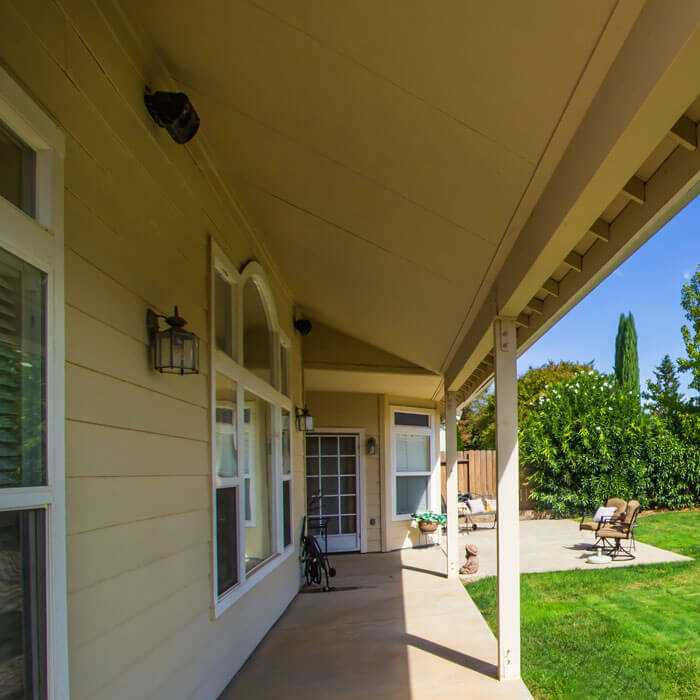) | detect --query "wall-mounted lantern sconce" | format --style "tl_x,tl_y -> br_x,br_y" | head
147,307 -> 200,375
366,437 -> 377,455
295,407 -> 314,432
